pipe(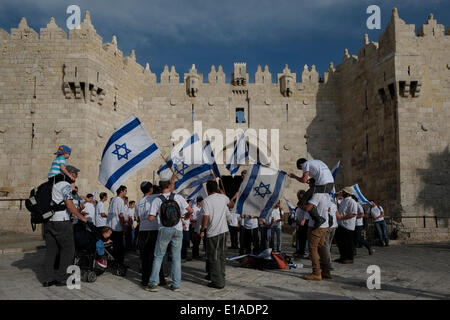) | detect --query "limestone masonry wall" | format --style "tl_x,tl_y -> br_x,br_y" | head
0,8 -> 448,241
